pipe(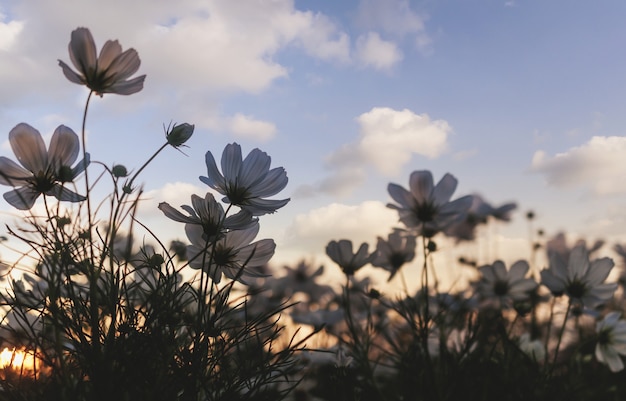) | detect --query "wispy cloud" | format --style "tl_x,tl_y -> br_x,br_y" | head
530,136 -> 626,196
